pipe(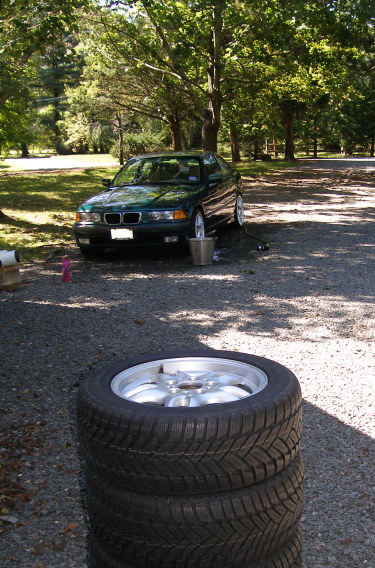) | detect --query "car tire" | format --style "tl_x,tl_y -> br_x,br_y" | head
77,350 -> 302,494
85,454 -> 303,567
244,528 -> 302,568
189,209 -> 205,238
89,535 -> 135,568
89,519 -> 302,568
233,193 -> 245,227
